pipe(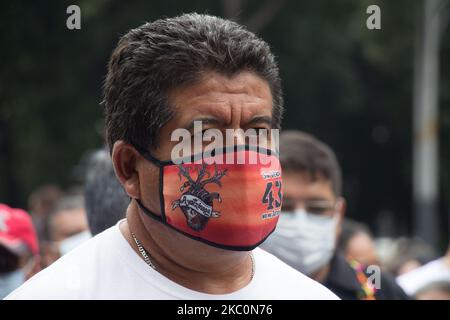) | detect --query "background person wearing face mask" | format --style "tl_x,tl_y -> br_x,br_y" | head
0,204 -> 40,298
261,130 -> 409,300
41,194 -> 91,268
